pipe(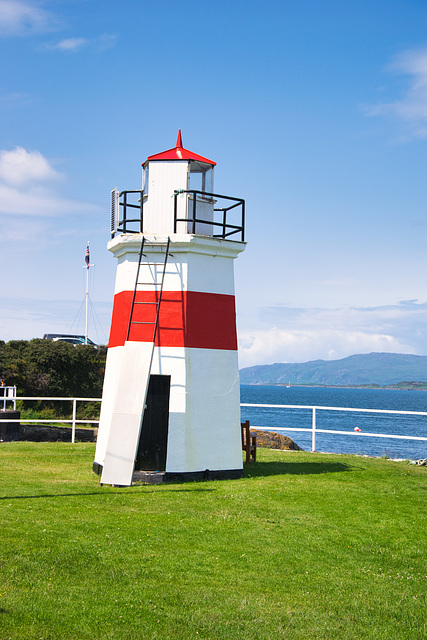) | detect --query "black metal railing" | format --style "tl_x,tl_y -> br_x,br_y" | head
111,189 -> 245,241
112,190 -> 144,237
173,190 -> 245,241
